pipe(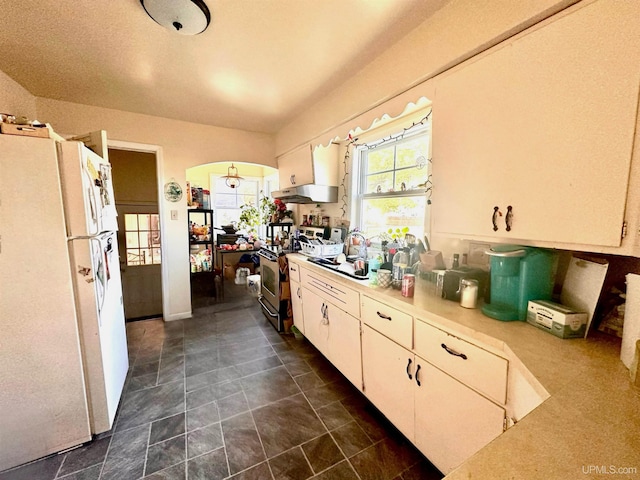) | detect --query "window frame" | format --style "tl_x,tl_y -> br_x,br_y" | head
123,213 -> 162,266
352,121 -> 432,239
